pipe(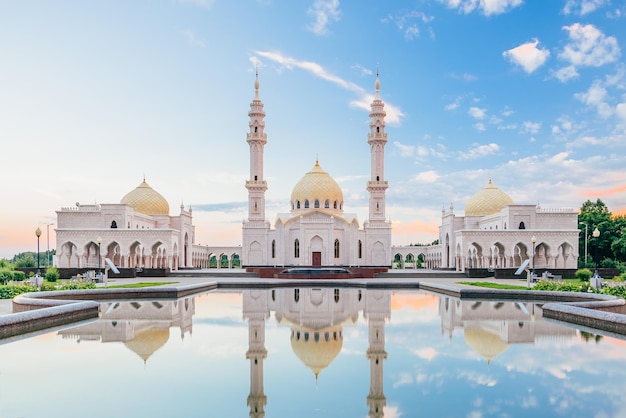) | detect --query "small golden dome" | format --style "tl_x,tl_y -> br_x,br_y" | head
291,324 -> 343,378
125,328 -> 170,363
121,179 -> 170,216
465,179 -> 514,216
290,161 -> 343,211
464,327 -> 509,363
